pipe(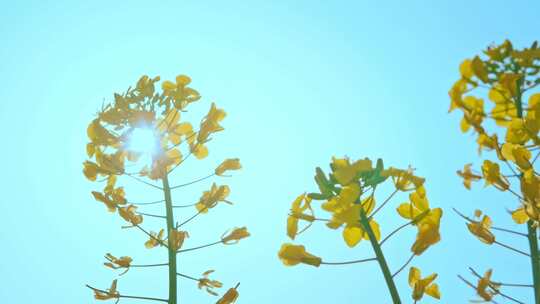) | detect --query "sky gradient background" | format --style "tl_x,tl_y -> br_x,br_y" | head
1,1 -> 540,303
